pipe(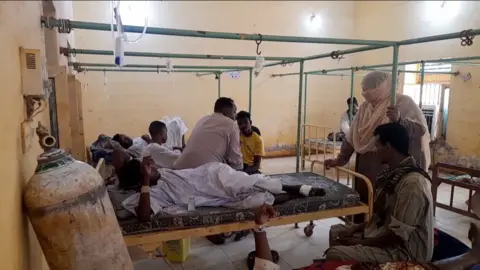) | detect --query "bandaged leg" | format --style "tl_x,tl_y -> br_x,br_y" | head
254,178 -> 325,197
